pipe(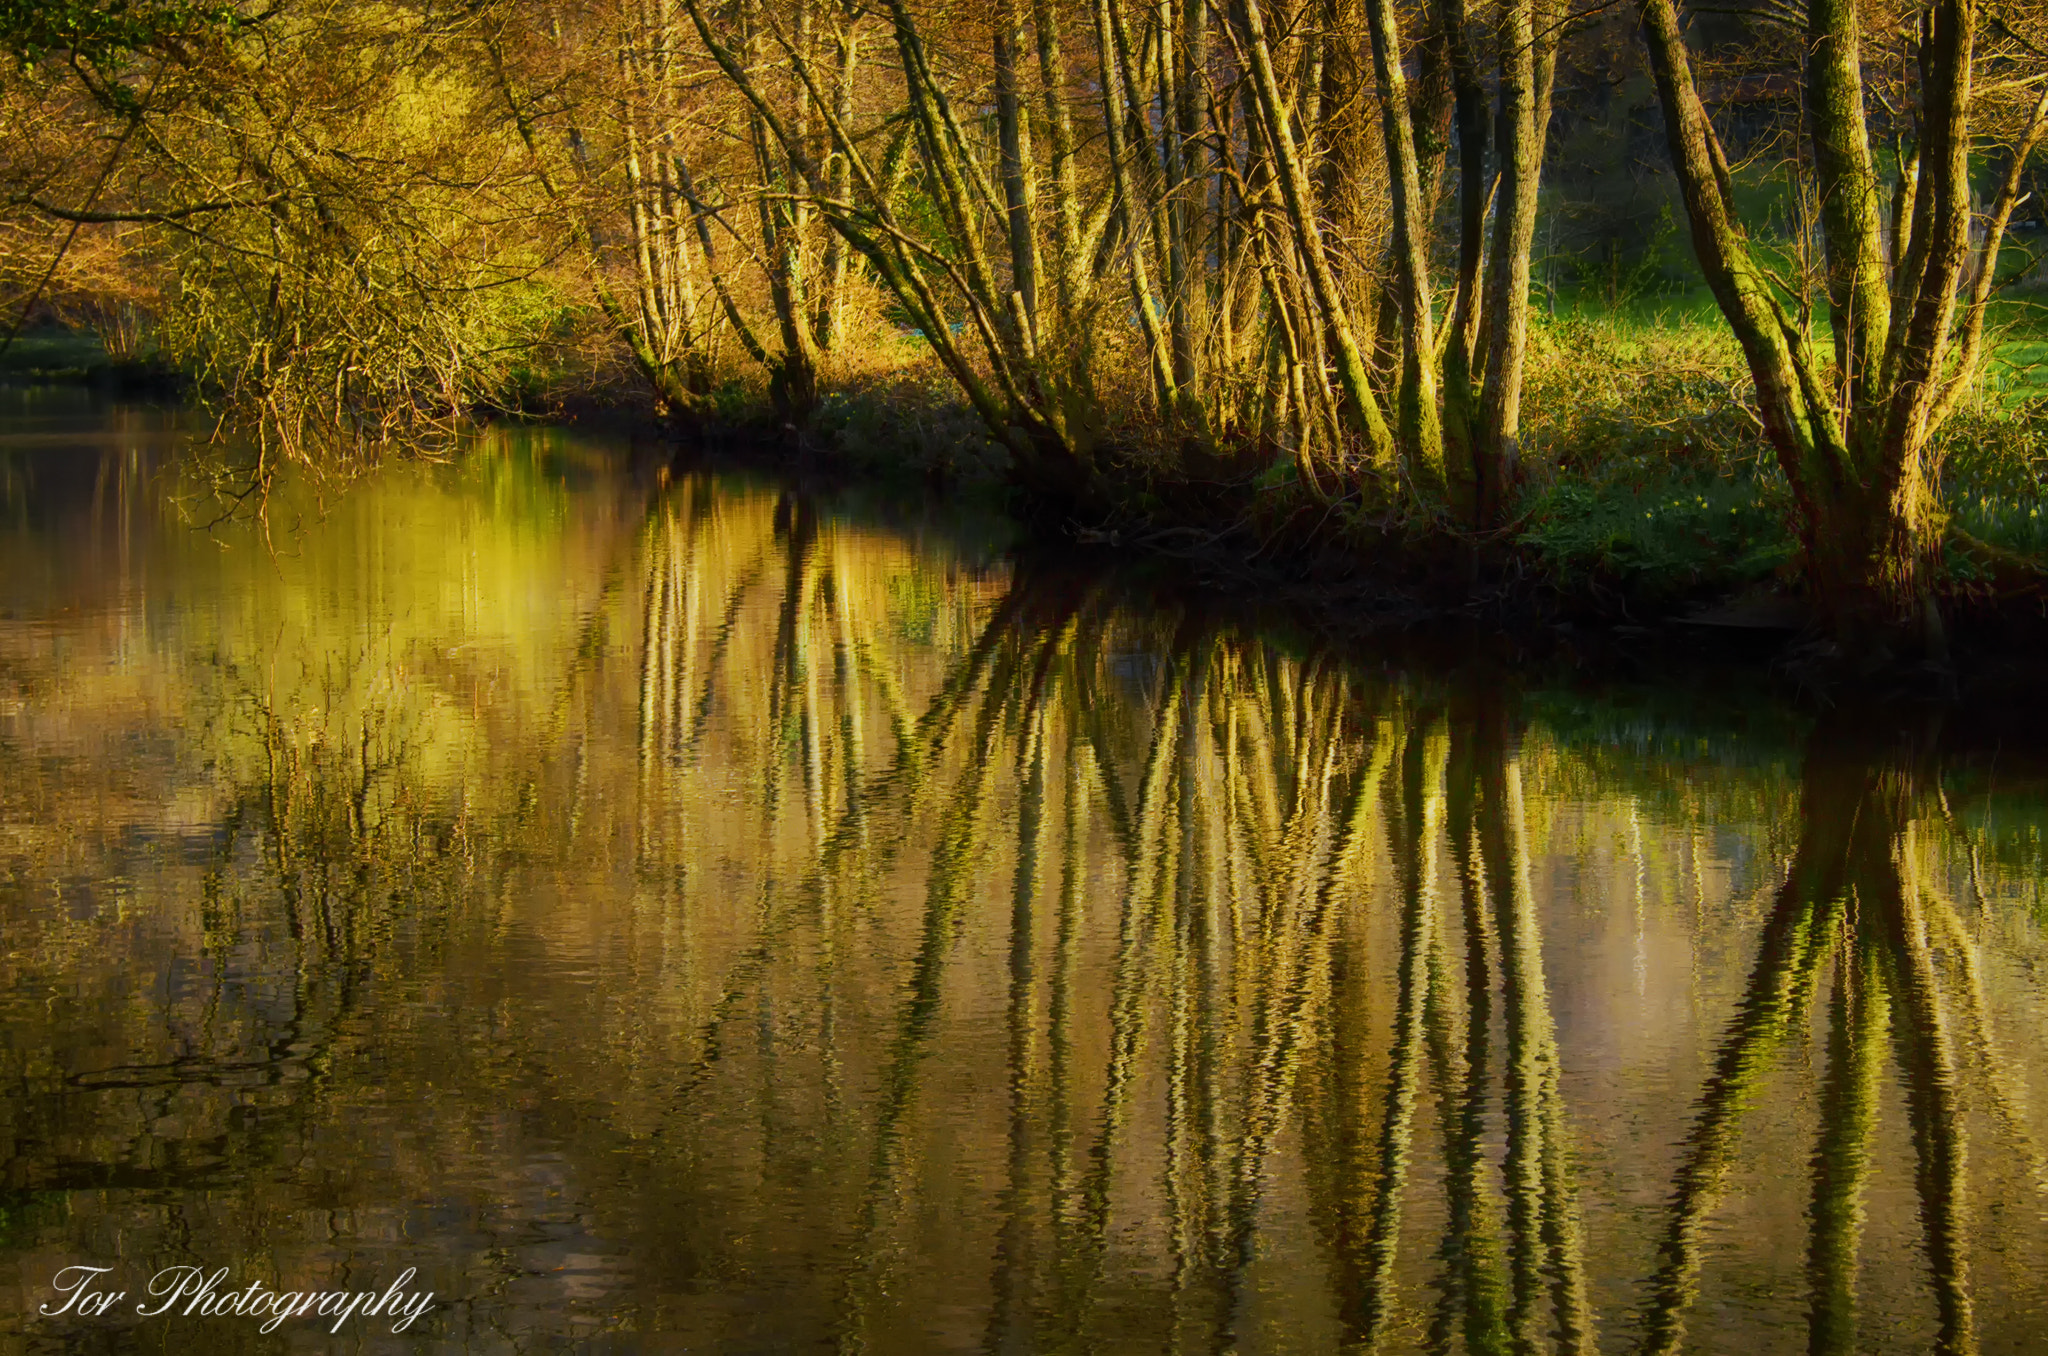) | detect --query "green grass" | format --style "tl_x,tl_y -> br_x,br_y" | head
1541,281 -> 1724,328
1513,300 -> 2048,602
1942,390 -> 2048,562
0,324 -> 111,378
1514,307 -> 1800,601
1520,471 -> 1796,599
1979,296 -> 2048,406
